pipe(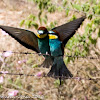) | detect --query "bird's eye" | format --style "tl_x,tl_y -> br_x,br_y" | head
38,30 -> 44,34
49,31 -> 55,34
